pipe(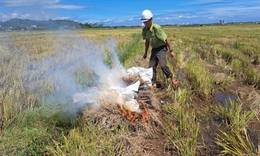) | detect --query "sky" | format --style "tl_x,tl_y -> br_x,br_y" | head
0,0 -> 259,26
